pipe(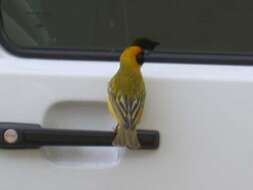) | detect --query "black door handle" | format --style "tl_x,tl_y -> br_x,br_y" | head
0,123 -> 159,150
